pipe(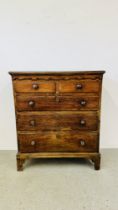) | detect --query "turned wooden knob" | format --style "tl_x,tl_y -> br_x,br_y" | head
28,100 -> 35,107
80,119 -> 86,126
31,140 -> 35,146
29,120 -> 36,126
32,83 -> 39,90
80,140 -> 85,146
80,100 -> 86,106
76,84 -> 83,89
